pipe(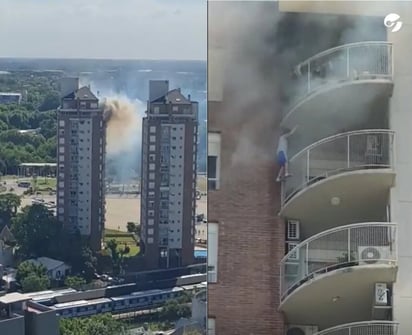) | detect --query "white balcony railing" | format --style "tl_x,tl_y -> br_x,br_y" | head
315,321 -> 399,335
282,130 -> 394,206
280,222 -> 397,301
289,41 -> 393,109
